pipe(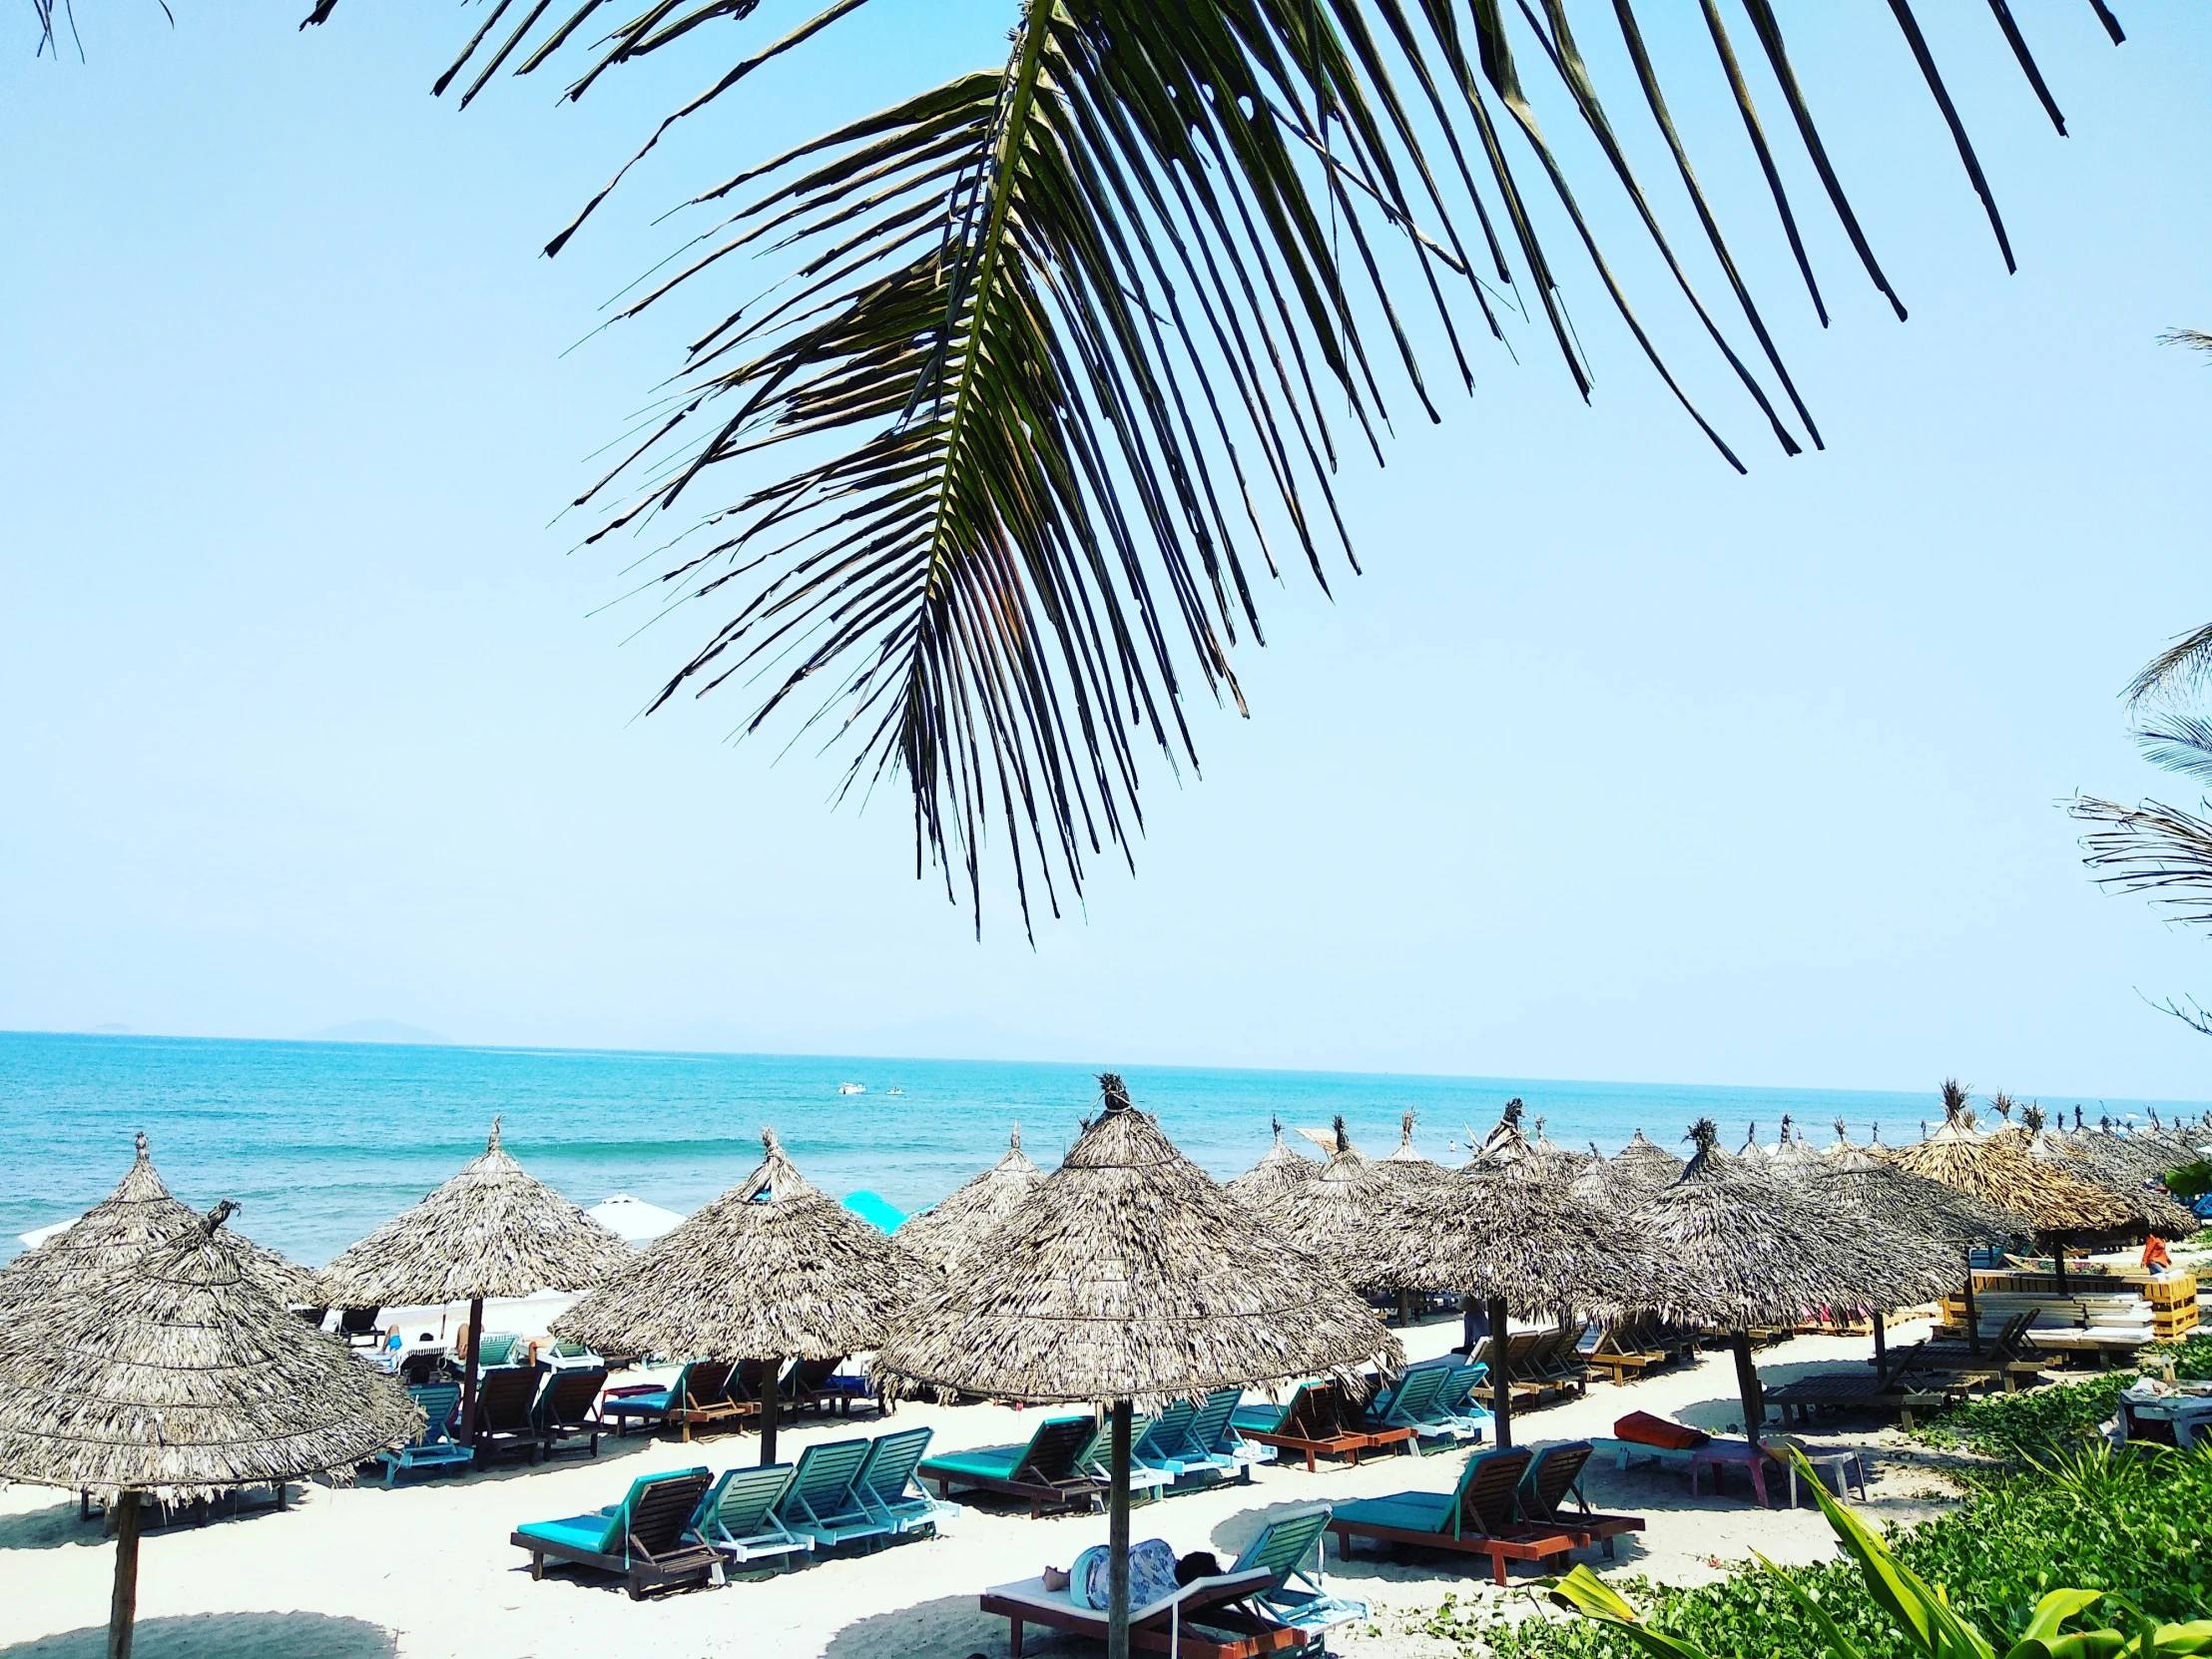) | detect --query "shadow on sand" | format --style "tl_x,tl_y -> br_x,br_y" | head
820,1592 -> 1009,1659
0,1614 -> 396,1658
